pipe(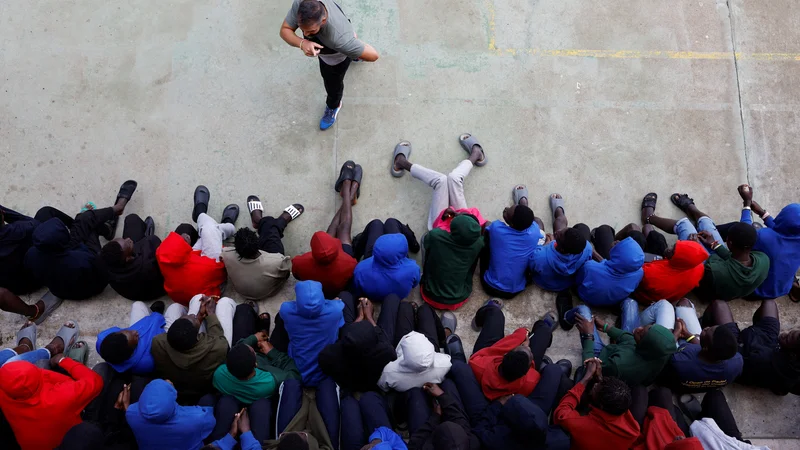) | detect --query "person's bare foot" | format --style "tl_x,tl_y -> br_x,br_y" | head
394,153 -> 412,172
28,300 -> 45,321
45,321 -> 75,355
551,194 -> 564,217
250,210 -> 263,229
349,180 -> 360,206
641,193 -> 657,225
468,144 -> 483,164
515,185 -> 528,207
